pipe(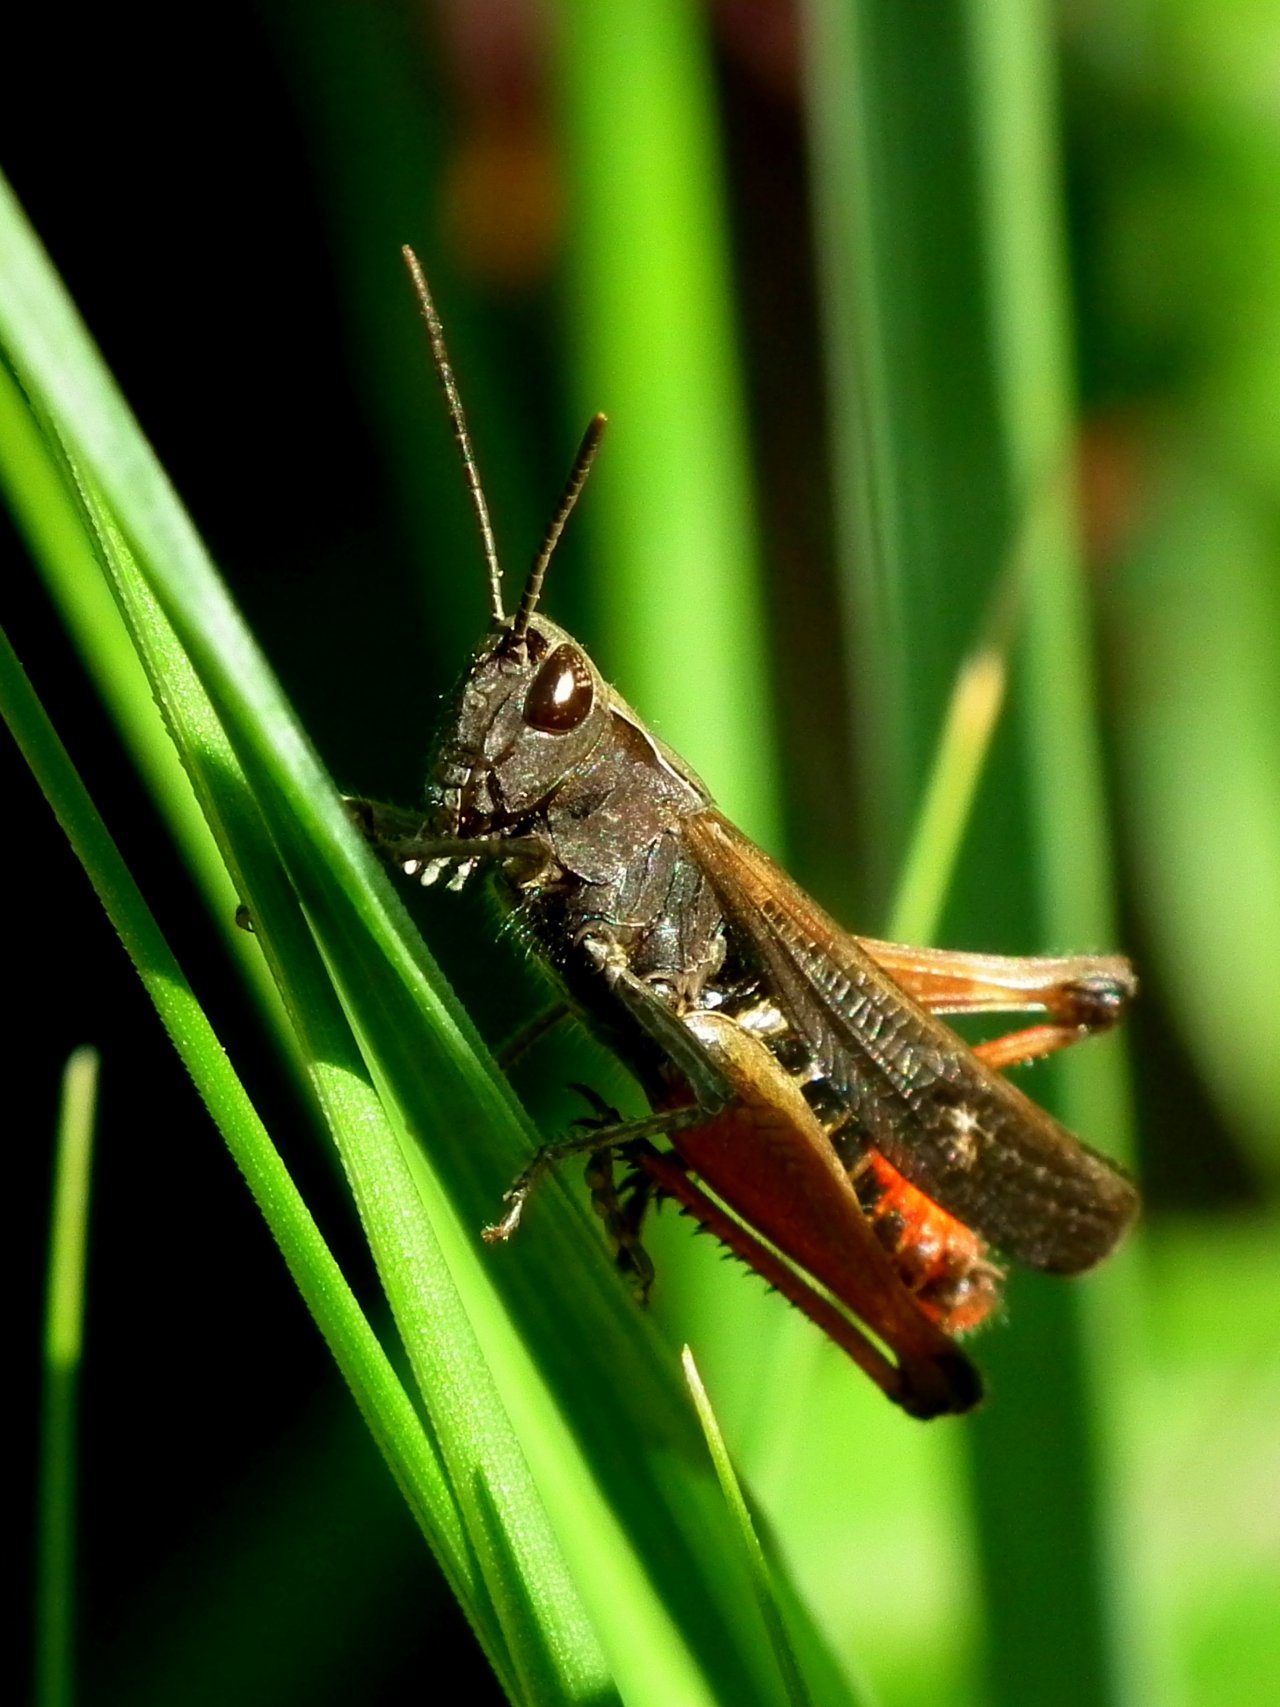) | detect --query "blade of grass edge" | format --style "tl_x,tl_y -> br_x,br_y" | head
0,623 -> 527,1689
887,638 -> 1008,948
35,1046 -> 98,1707
681,1348 -> 819,1707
